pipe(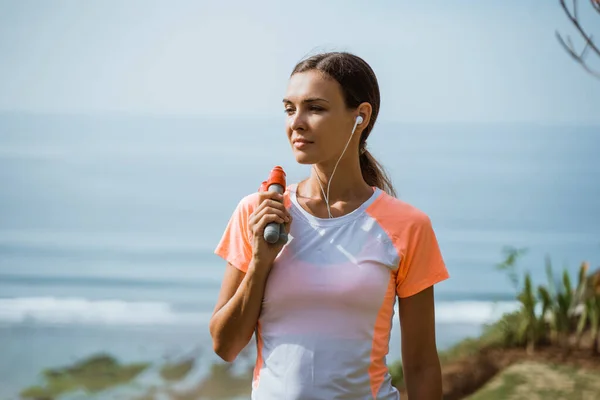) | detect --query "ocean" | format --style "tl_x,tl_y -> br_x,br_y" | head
0,113 -> 599,399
